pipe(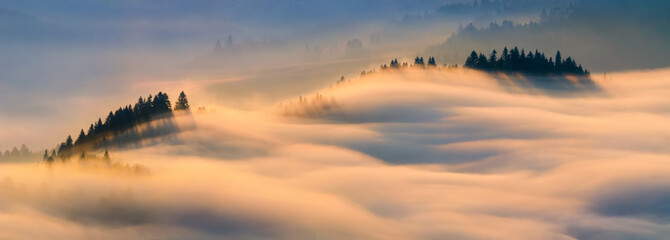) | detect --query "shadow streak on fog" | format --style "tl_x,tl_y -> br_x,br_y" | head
0,68 -> 670,239
291,69 -> 607,165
